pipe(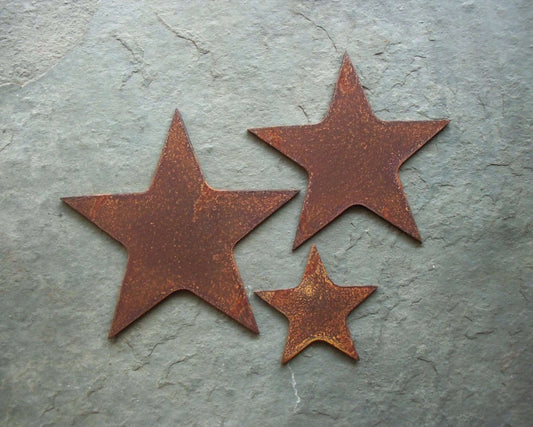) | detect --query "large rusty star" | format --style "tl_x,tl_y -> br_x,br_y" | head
256,245 -> 376,363
249,54 -> 449,249
62,110 -> 298,337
